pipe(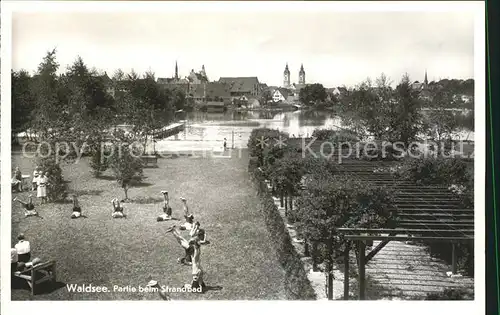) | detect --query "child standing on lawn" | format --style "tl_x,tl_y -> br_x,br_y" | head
32,166 -> 40,191
37,172 -> 49,204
